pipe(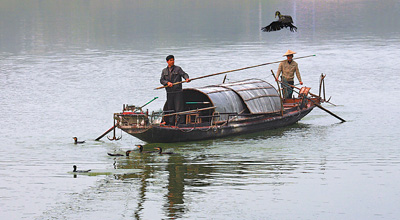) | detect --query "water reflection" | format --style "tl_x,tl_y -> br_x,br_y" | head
164,156 -> 186,219
112,150 -> 212,219
109,132 -> 319,219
